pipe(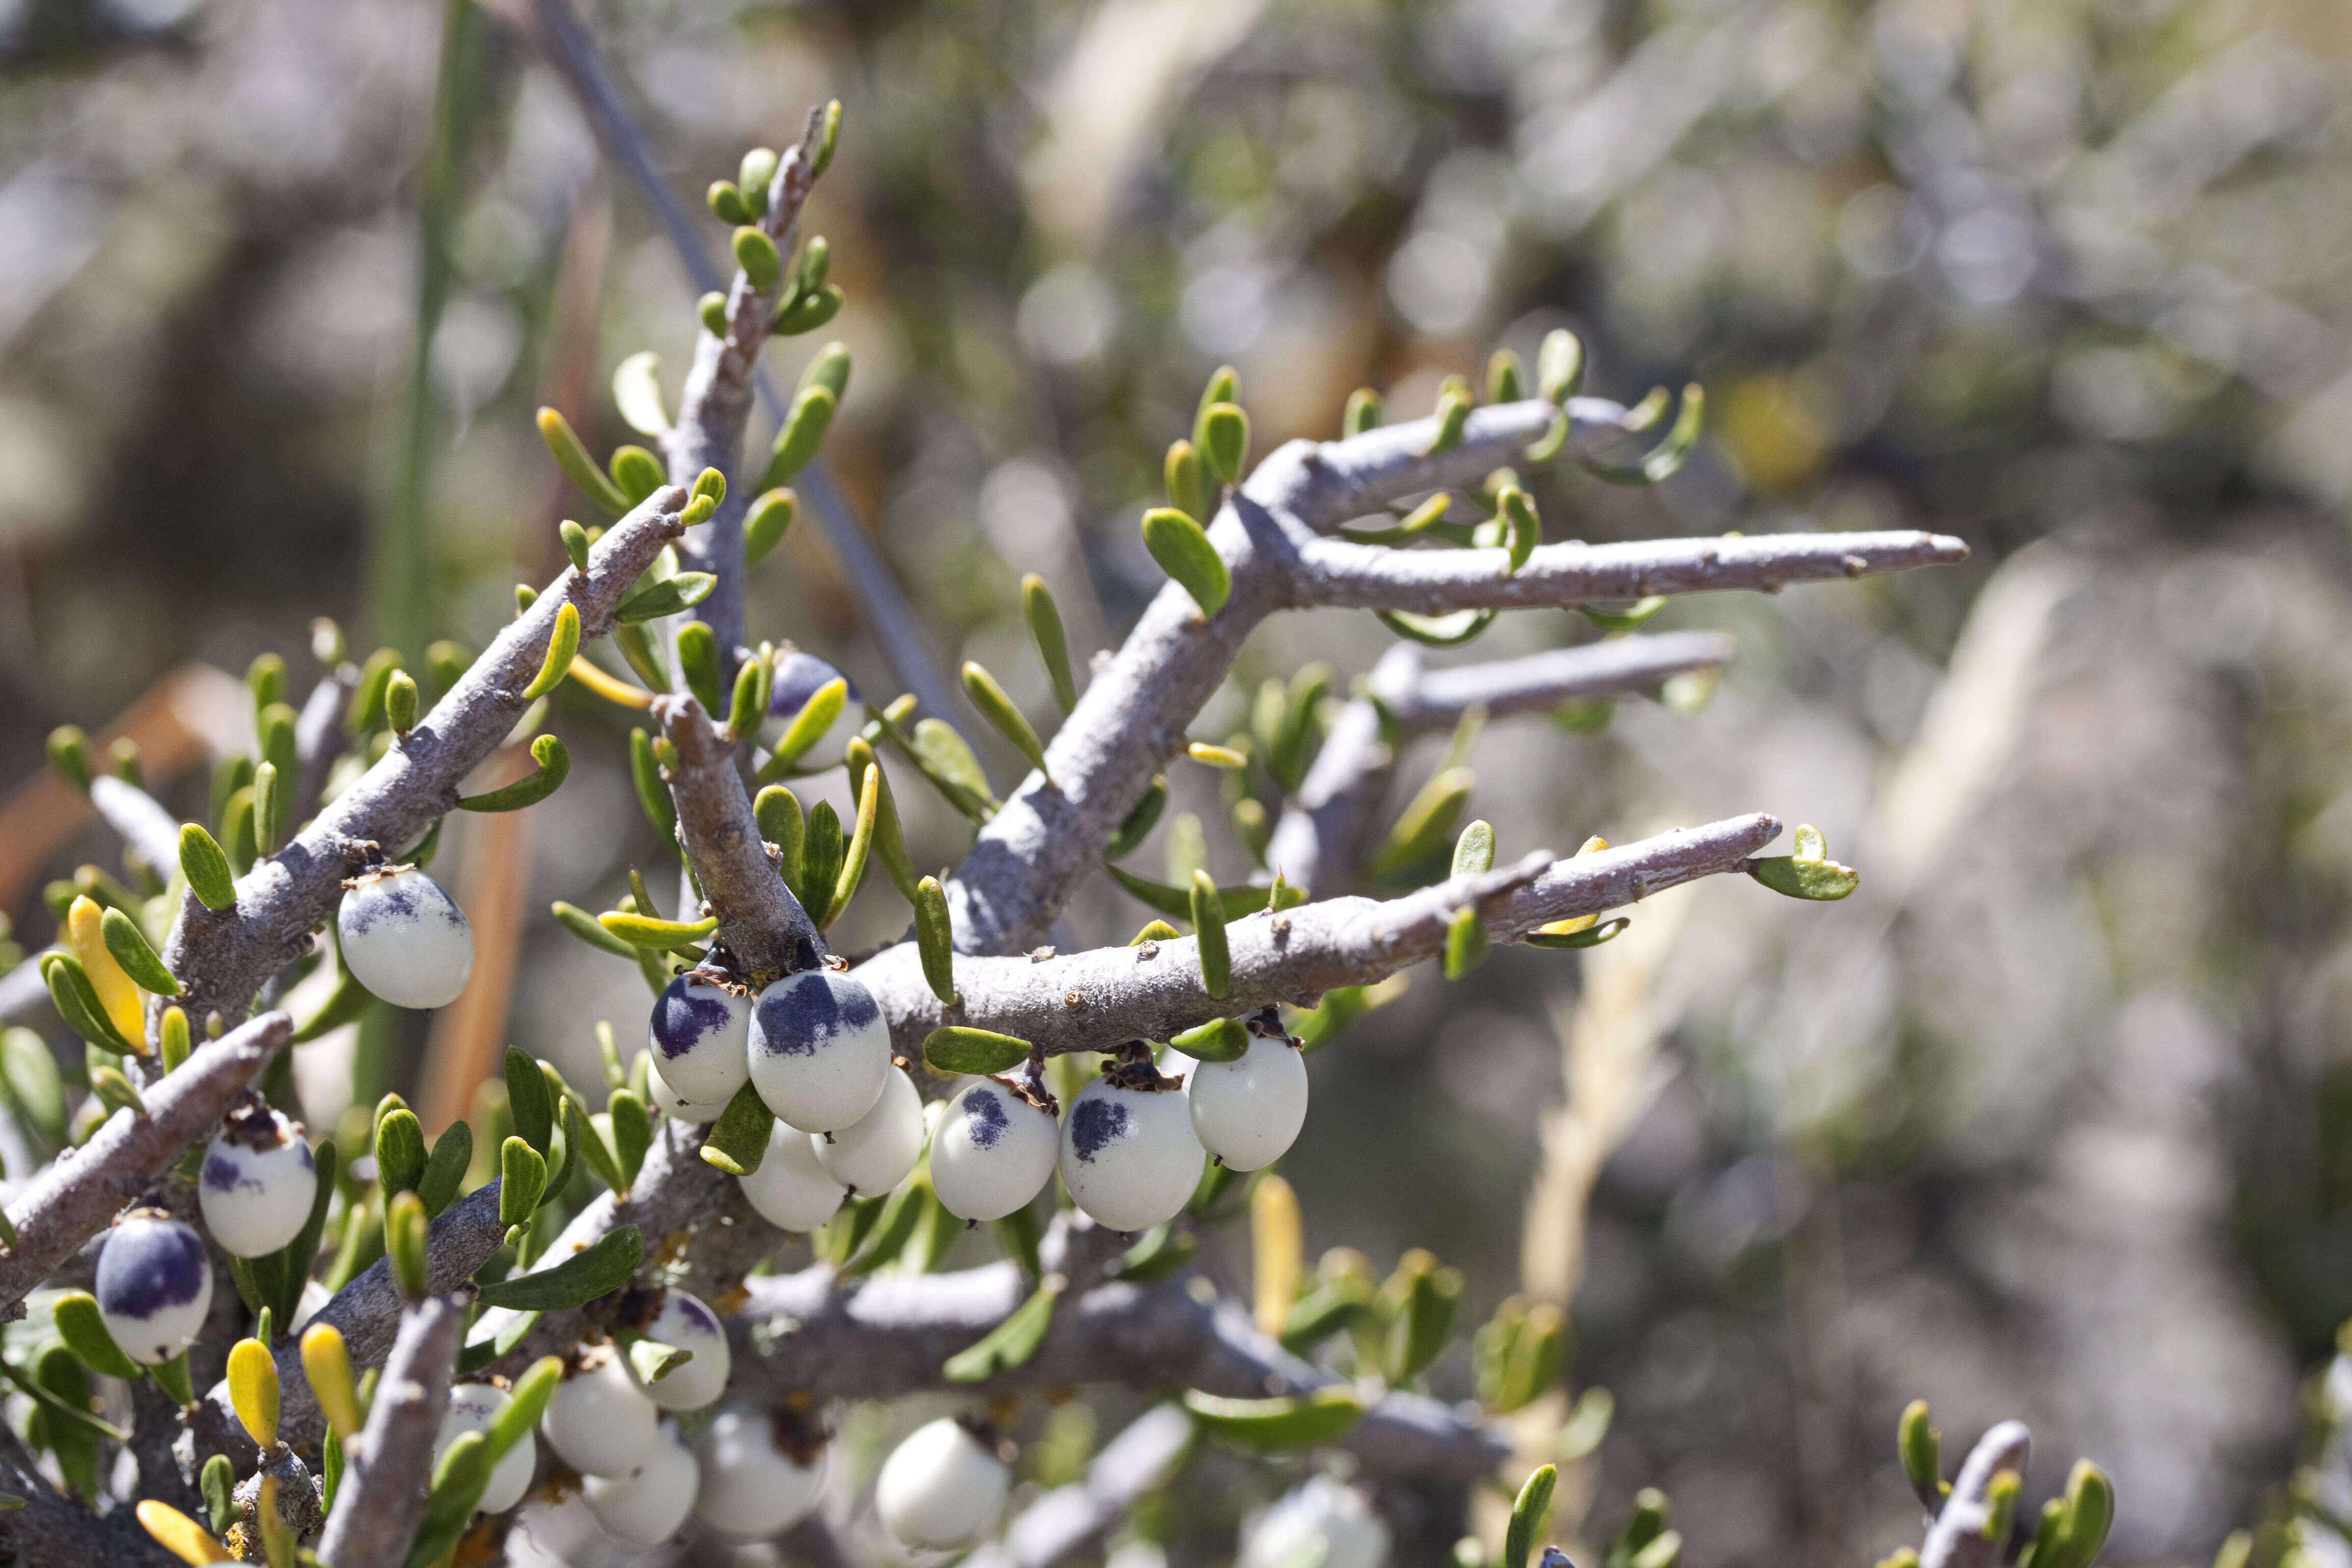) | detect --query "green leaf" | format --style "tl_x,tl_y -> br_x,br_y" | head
524,602 -> 581,702
1369,767 -> 1474,879
962,662 -> 1049,778
608,1090 -> 651,1192
1165,439 -> 1207,524
1189,870 -> 1230,999
40,954 -> 131,1052
611,349 -> 669,435
46,726 -> 90,792
405,1430 -> 488,1568
597,911 -> 720,950
744,488 -> 797,570
904,718 -> 998,821
536,407 -> 630,517
1141,508 -> 1231,619
733,226 -> 781,289
754,784 -> 804,889
698,1082 -> 776,1177
1106,776 -> 1168,860
1899,1400 -> 1940,1505
488,1356 -> 561,1465
1586,384 -> 1704,485
1117,1222 -> 1196,1281
179,824 -> 236,911
553,900 -> 637,959
386,1190 -> 429,1302
1169,1017 -> 1248,1063
1486,349 -> 1525,406
505,1046 -> 553,1157
1376,608 -> 1496,647
1280,1281 -> 1372,1355
943,1278 -> 1061,1382
626,1337 -> 692,1385
1444,908 -> 1489,979
99,906 -> 179,996
761,677 -> 848,775
915,876 -> 956,1003
375,1107 -> 427,1197
1506,1465 -> 1559,1568
1747,824 -> 1858,902
1183,1388 -> 1365,1452
1106,863 -> 1270,922
1427,383 -> 1473,453
924,1027 -> 1031,1077
416,1122 -> 471,1219
1343,387 -> 1381,435
52,1291 -> 141,1381
760,385 -> 837,489
1538,329 -> 1585,403
1523,917 -> 1629,950
1499,485 -> 1541,574
456,734 -> 571,814
795,803 -> 843,921
1579,596 -> 1669,633
615,572 -> 717,624
1452,820 -> 1496,877
499,1139 -> 549,1243
1197,402 -> 1250,484
821,756 -> 880,930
